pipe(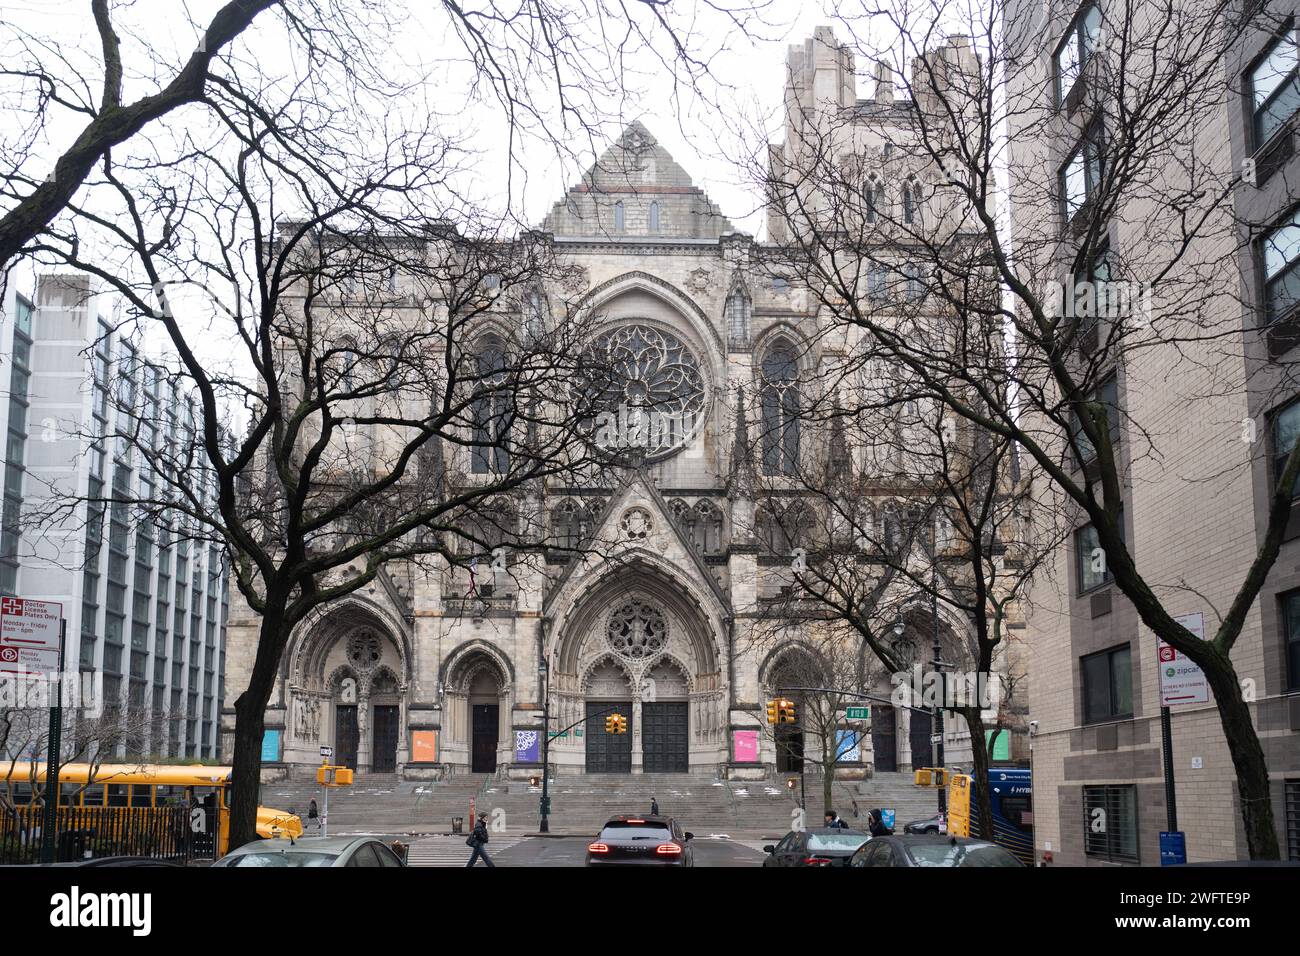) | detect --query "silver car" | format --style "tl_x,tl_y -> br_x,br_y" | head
212,836 -> 407,867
